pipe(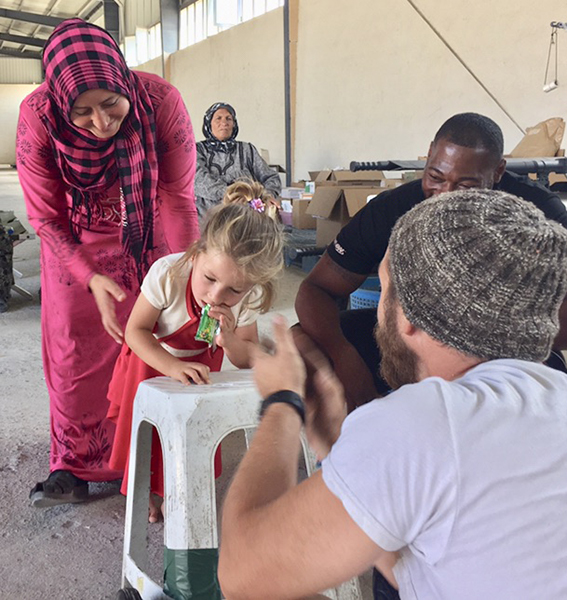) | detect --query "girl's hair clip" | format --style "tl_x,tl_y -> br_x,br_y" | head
248,198 -> 265,213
